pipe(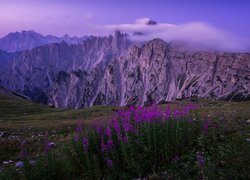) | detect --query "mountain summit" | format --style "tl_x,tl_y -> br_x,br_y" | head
135,18 -> 158,25
146,19 -> 157,25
